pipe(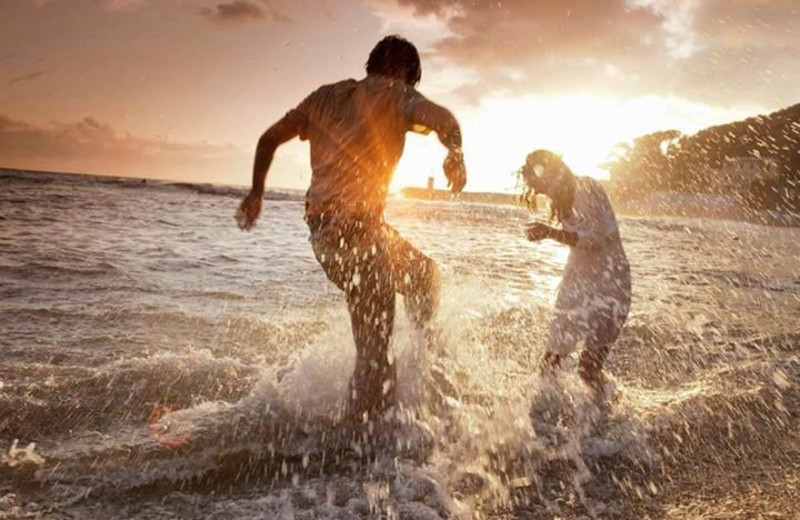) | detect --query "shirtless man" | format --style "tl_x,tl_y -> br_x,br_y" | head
236,36 -> 466,423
